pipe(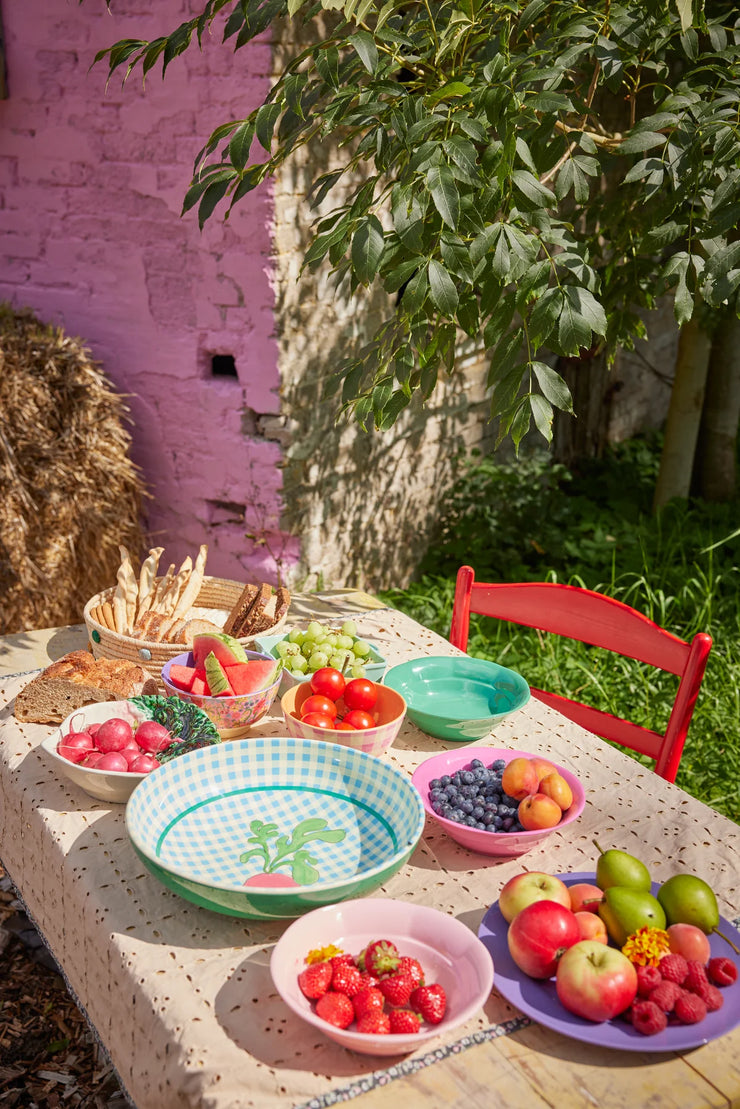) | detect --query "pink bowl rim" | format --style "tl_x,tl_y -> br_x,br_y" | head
411,745 -> 585,841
